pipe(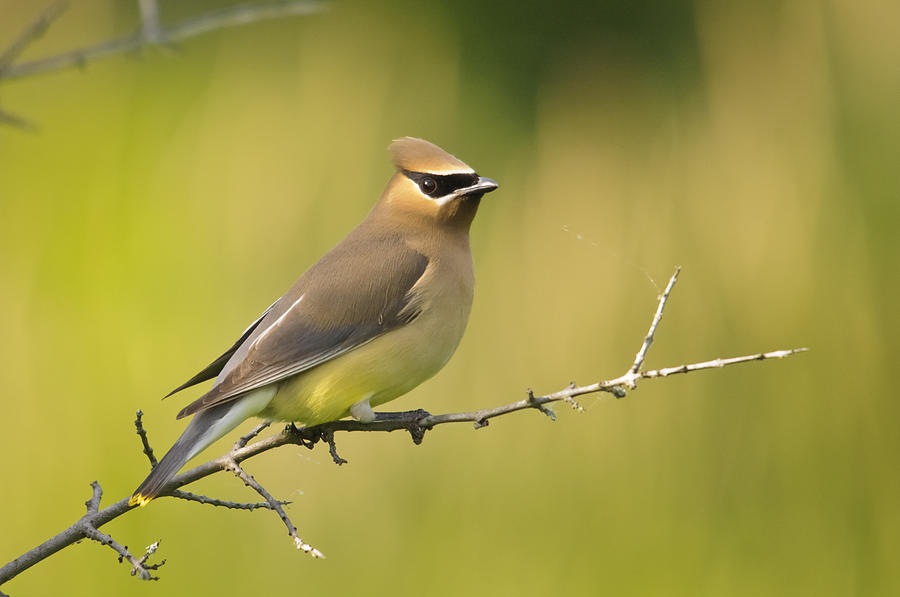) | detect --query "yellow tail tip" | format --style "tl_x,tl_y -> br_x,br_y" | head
128,494 -> 153,507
